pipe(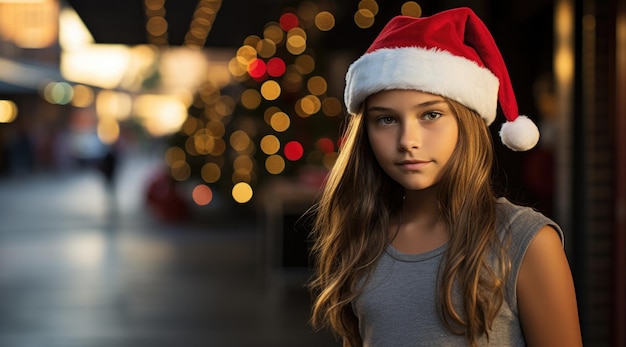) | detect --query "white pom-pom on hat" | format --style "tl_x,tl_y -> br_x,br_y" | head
499,115 -> 540,151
